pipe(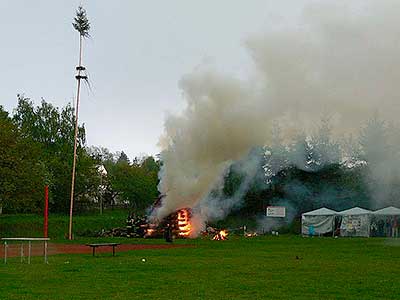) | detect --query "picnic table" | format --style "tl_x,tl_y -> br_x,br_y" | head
85,243 -> 120,256
2,237 -> 50,264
